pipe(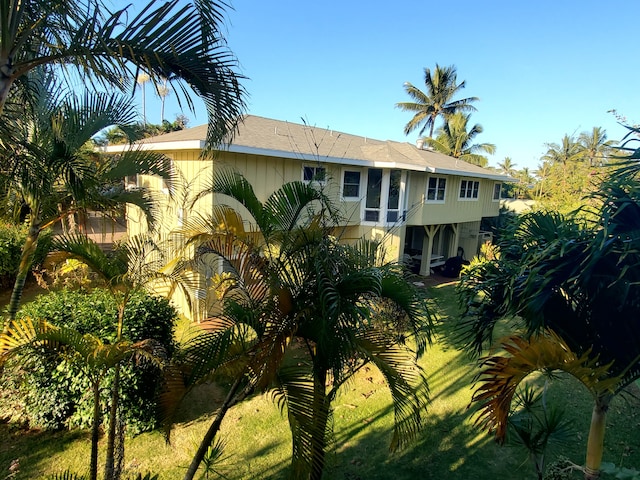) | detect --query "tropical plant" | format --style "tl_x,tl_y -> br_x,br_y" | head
424,112 -> 496,166
456,168 -> 640,479
0,74 -> 175,323
0,0 -> 245,146
46,233 -> 189,480
165,171 -> 435,480
498,157 -> 517,176
0,317 -> 162,480
396,64 -> 478,138
578,127 -> 615,167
